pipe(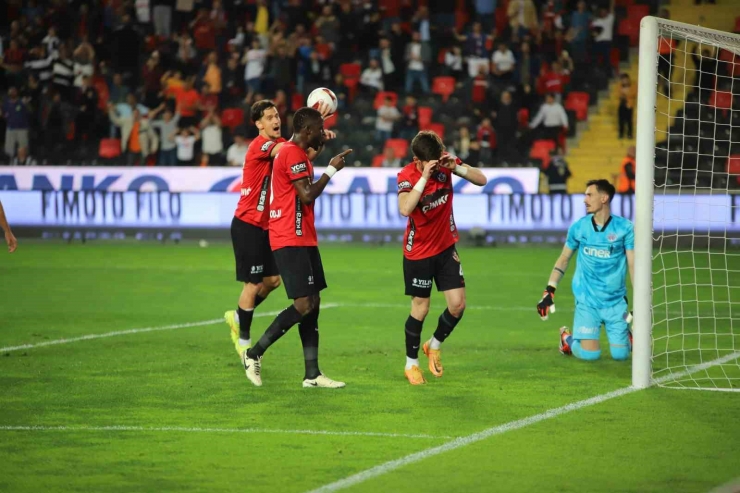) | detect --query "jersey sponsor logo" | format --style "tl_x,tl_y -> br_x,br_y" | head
295,196 -> 303,236
576,326 -> 599,335
308,275 -> 314,285
241,187 -> 251,196
270,209 -> 282,218
412,277 -> 432,288
398,180 -> 412,191
435,172 -> 447,183
256,176 -> 270,212
406,218 -> 415,252
607,233 -> 618,242
260,141 -> 274,153
583,246 -> 611,258
250,264 -> 264,275
449,213 -> 457,233
291,162 -> 308,175
421,192 -> 450,213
